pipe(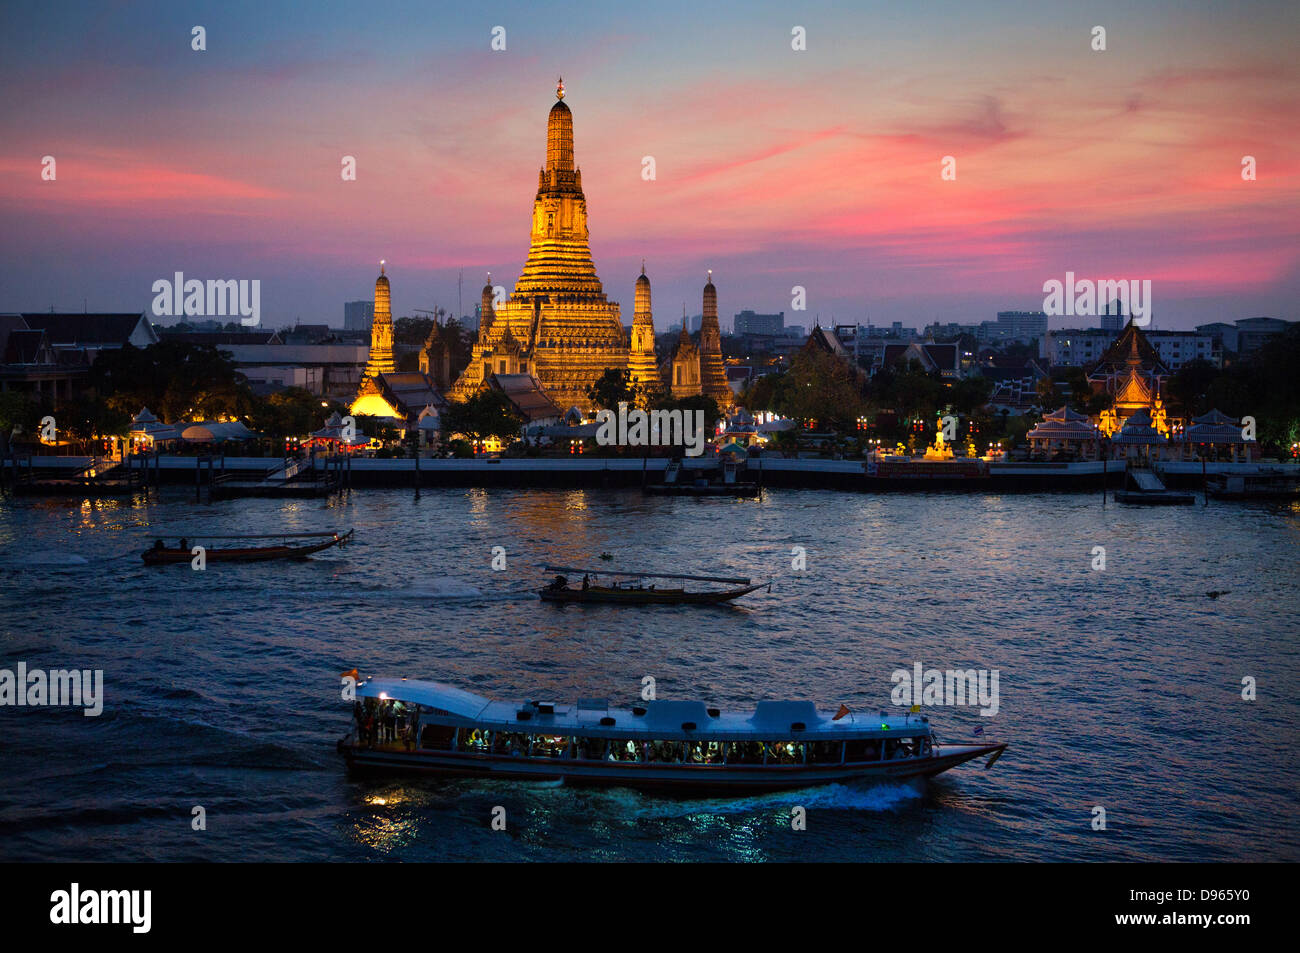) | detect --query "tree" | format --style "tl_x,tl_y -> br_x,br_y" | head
949,375 -> 993,415
0,391 -> 44,453
768,348 -> 870,431
393,317 -> 434,347
587,368 -> 637,411
90,341 -> 252,422
56,395 -> 130,445
1167,359 -> 1218,417
1035,376 -> 1059,408
874,360 -> 944,422
249,388 -> 331,441
1062,367 -> 1091,411
441,390 -> 523,444
649,391 -> 723,431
